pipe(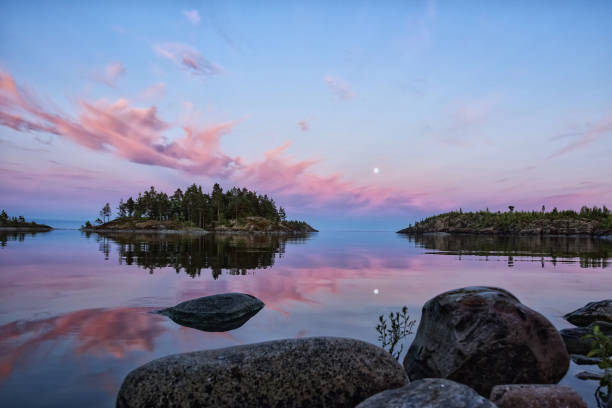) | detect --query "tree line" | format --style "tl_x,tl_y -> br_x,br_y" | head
94,183 -> 290,228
